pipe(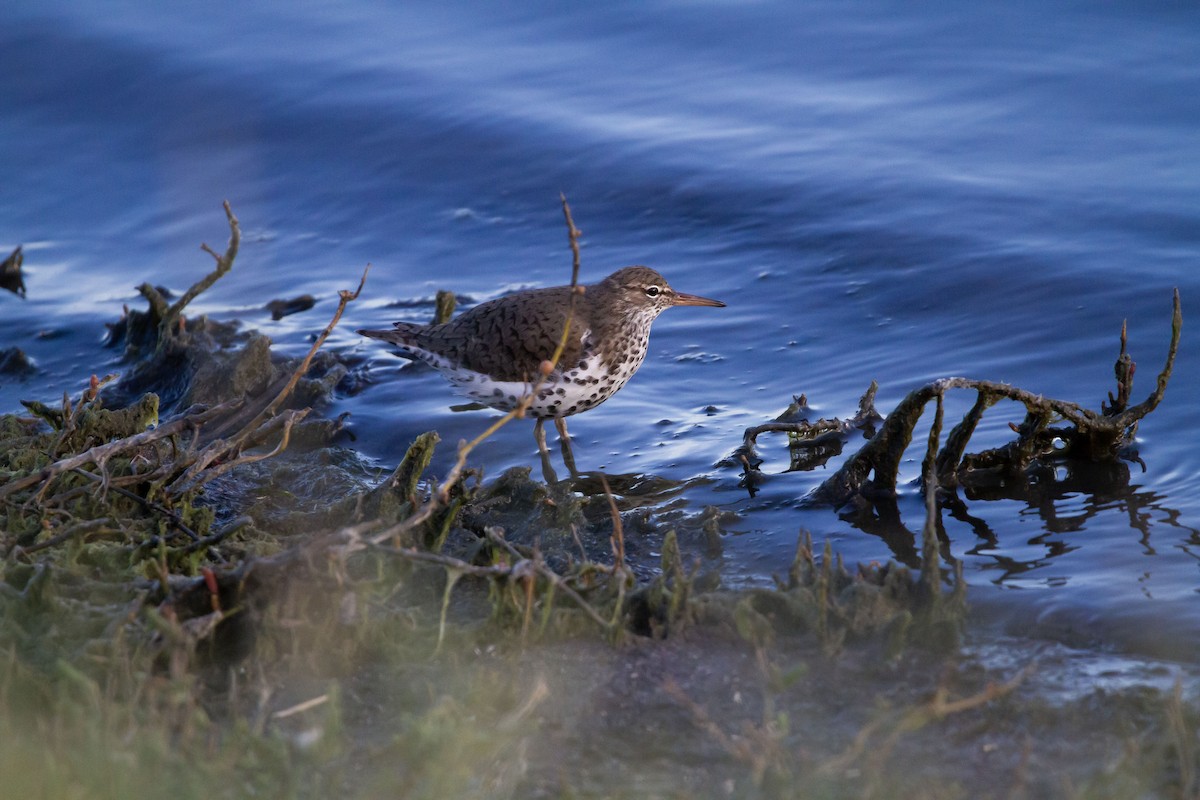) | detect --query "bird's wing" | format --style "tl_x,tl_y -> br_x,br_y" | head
418,287 -> 585,382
